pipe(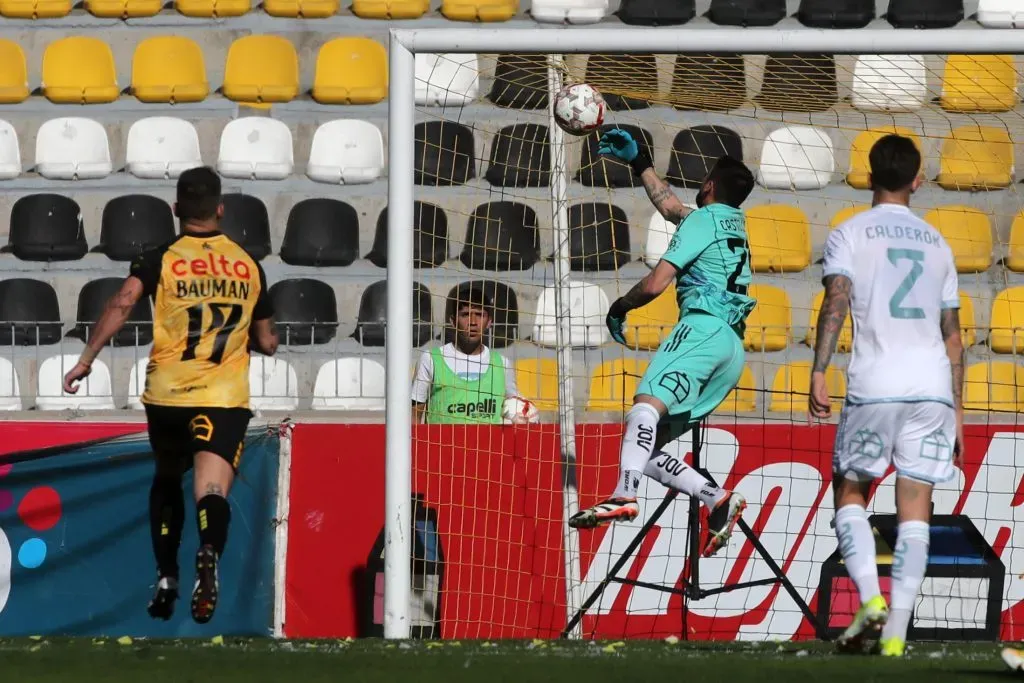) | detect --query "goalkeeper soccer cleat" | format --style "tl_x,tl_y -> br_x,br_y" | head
702,492 -> 746,558
877,637 -> 905,657
147,576 -> 179,621
1002,647 -> 1024,671
190,545 -> 220,624
568,497 -> 639,529
836,595 -> 889,654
